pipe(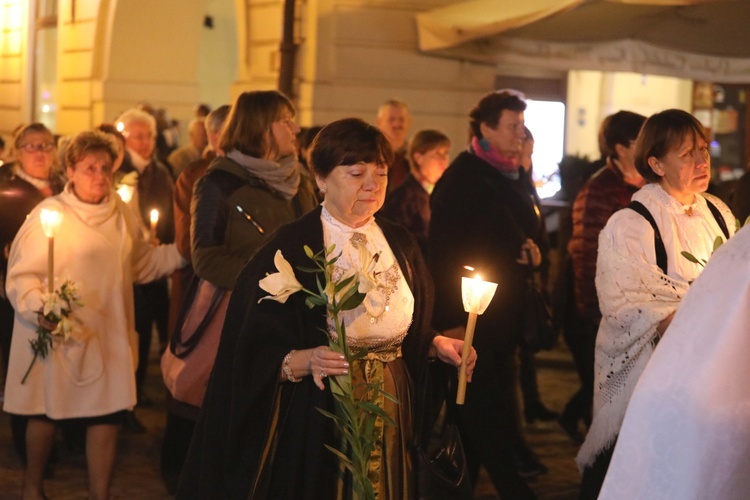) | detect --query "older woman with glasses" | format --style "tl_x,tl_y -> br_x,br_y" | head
0,123 -> 66,466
